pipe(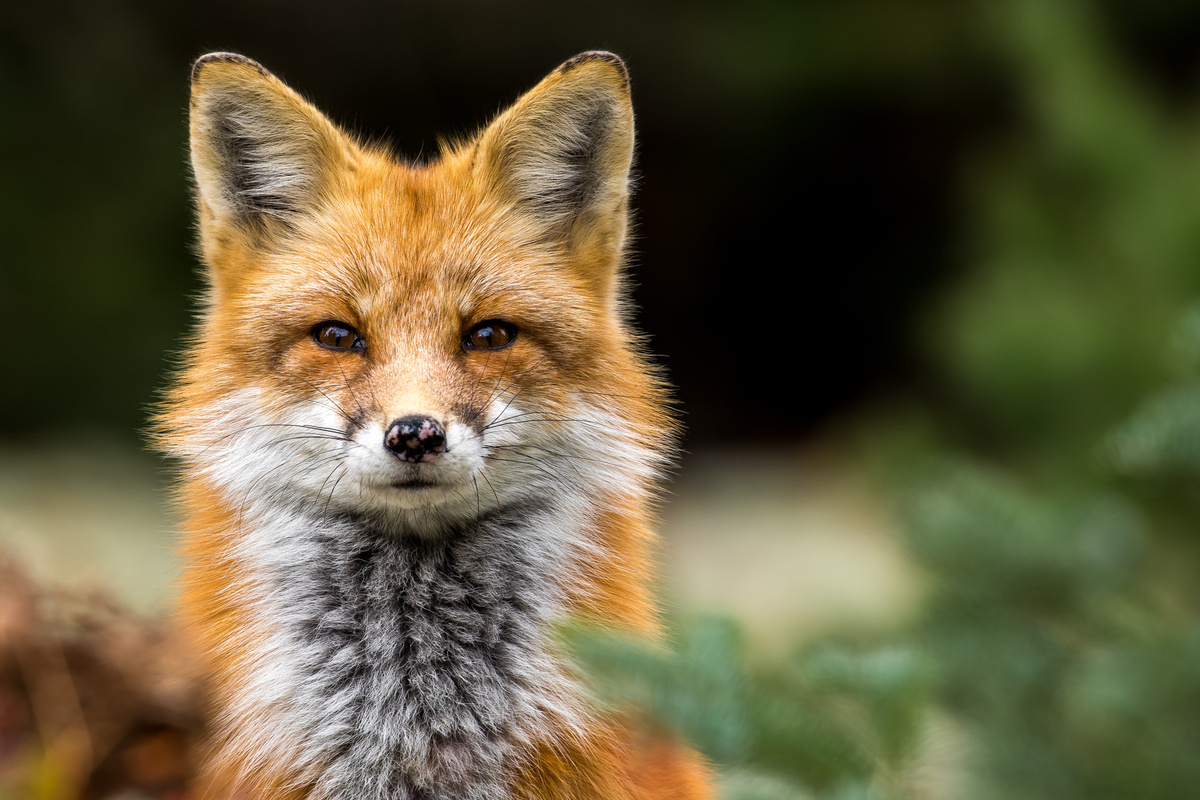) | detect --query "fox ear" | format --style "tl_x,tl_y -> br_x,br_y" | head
189,53 -> 357,241
473,52 -> 635,261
